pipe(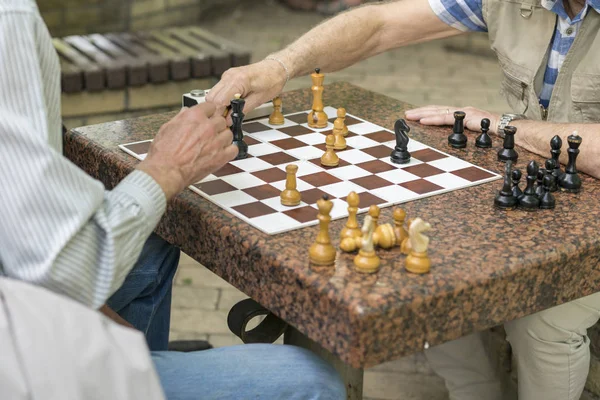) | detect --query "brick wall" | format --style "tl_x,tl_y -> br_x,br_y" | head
37,0 -> 230,37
